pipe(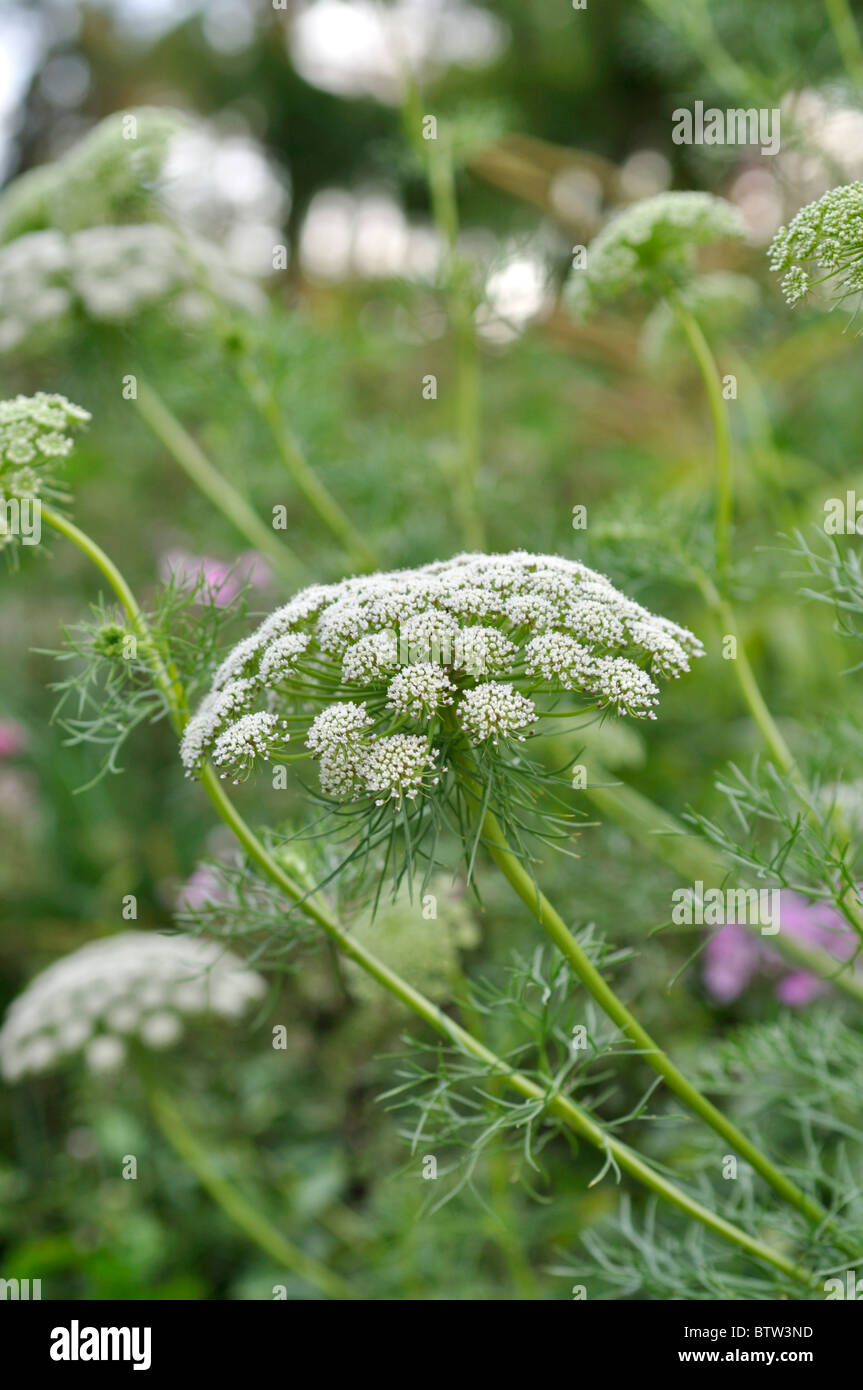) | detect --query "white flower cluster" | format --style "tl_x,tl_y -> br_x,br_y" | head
458,683 -> 536,744
0,393 -> 90,520
0,224 -> 264,354
0,932 -> 266,1082
182,552 -> 703,805
568,192 -> 745,318
769,182 -> 863,308
0,106 -> 287,264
